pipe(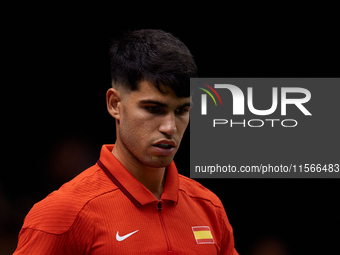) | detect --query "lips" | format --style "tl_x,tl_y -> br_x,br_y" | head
152,140 -> 176,155
153,140 -> 176,148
